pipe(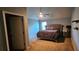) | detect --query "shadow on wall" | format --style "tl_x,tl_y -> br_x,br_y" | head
72,7 -> 79,51
28,19 -> 39,43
